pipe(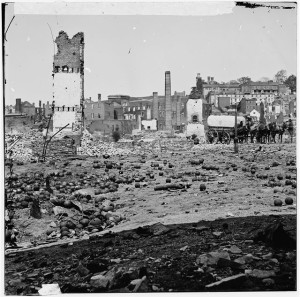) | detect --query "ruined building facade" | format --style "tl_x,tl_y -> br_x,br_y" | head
106,72 -> 190,132
52,31 -> 84,132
